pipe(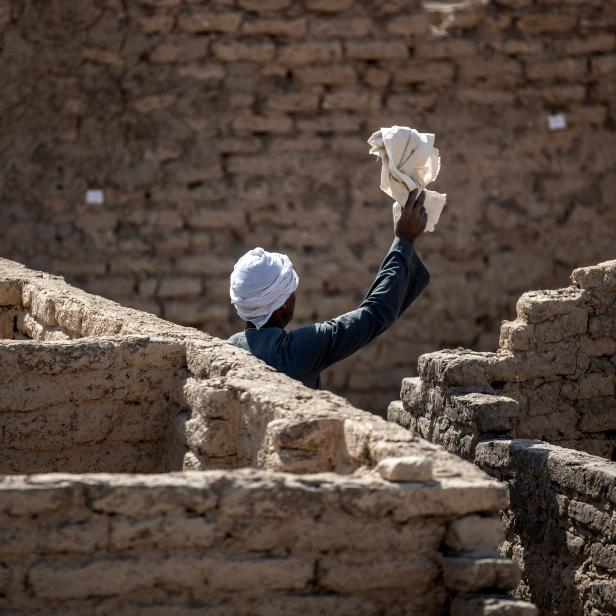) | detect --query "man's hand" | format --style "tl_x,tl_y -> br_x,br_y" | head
395,189 -> 428,243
